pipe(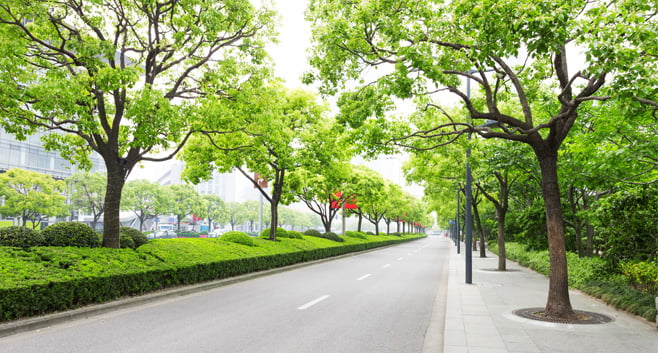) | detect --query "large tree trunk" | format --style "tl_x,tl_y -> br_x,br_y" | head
496,208 -> 507,271
473,201 -> 487,258
102,165 -> 126,248
537,149 -> 576,319
269,201 -> 279,240
269,170 -> 284,241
